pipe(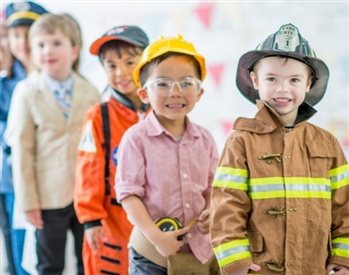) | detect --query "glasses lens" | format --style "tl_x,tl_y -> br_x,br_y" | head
145,78 -> 200,97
